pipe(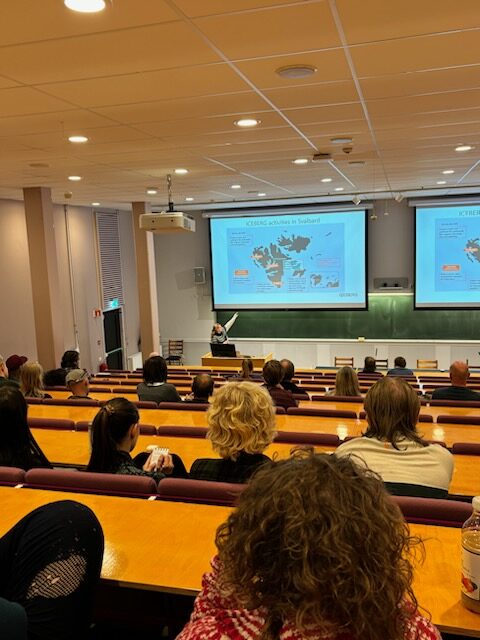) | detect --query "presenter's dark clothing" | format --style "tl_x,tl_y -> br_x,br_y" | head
137,381 -> 181,403
263,384 -> 298,409
387,367 -> 414,377
282,380 -> 308,396
0,500 -> 103,640
431,385 -> 480,401
189,452 -> 270,484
